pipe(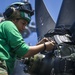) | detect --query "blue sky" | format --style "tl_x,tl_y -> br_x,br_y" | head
0,0 -> 63,45
44,0 -> 62,22
0,0 -> 62,22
